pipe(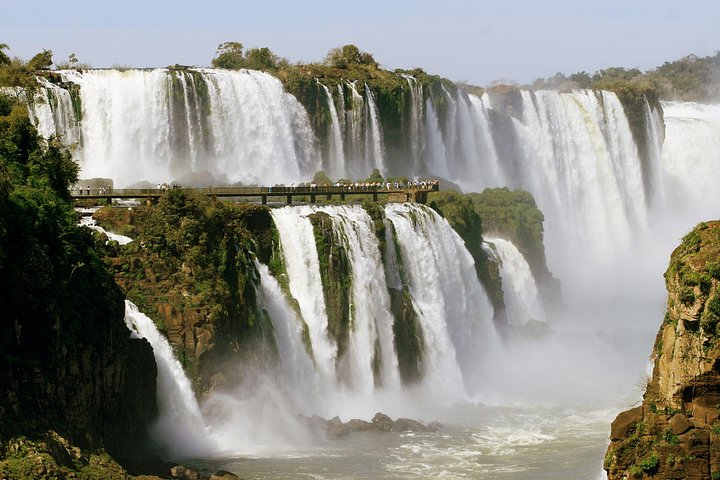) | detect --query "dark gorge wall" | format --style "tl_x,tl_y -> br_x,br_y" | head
0,96 -> 156,473
605,221 -> 720,480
